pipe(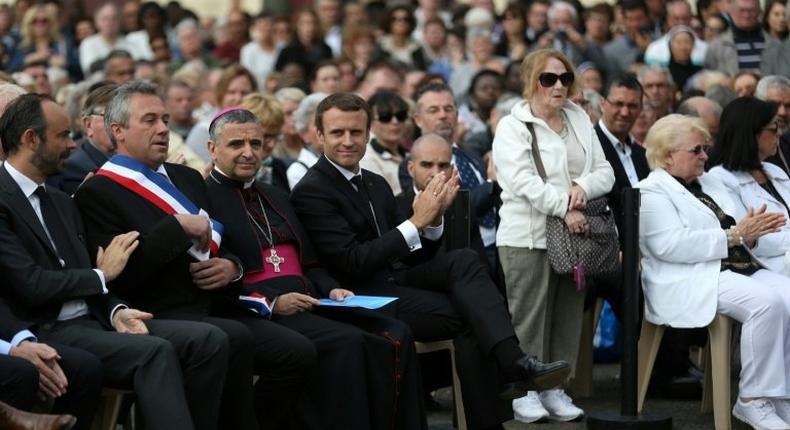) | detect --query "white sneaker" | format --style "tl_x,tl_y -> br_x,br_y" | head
538,389 -> 584,421
769,399 -> 790,426
733,398 -> 790,430
513,391 -> 549,423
